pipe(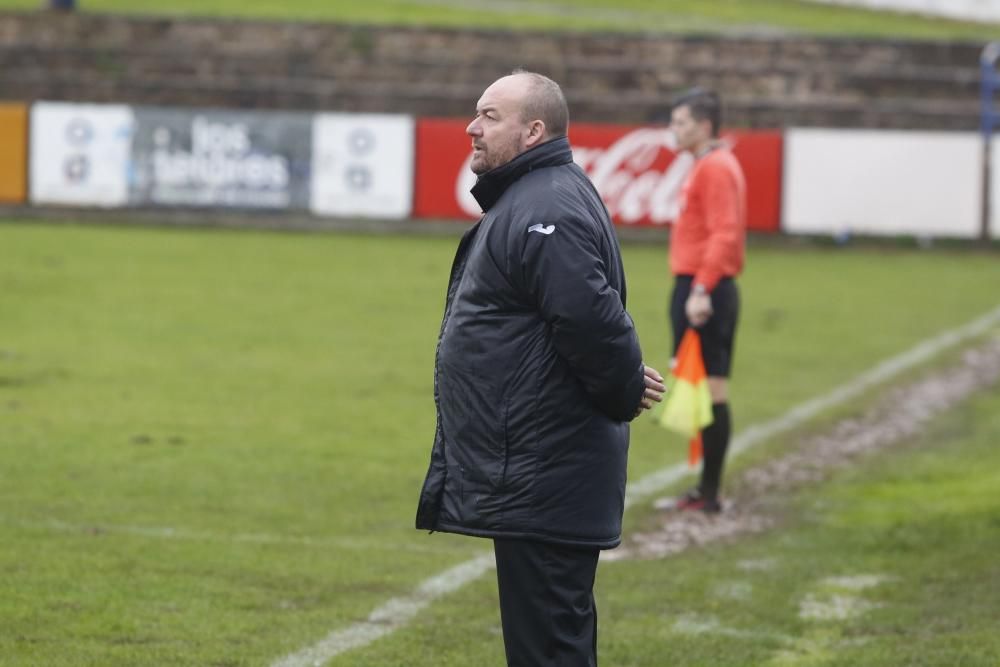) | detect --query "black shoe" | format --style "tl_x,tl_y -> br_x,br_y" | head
654,487 -> 722,514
